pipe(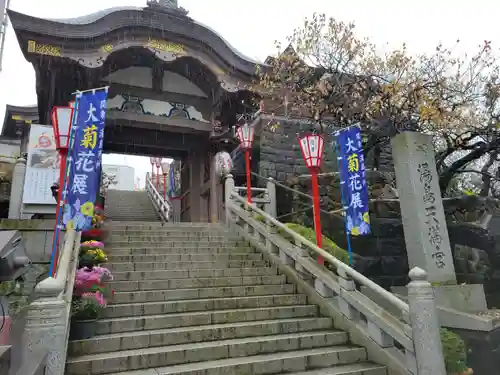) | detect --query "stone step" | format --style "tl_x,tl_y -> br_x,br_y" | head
107,260 -> 269,272
107,247 -> 254,257
107,253 -> 262,263
108,275 -> 286,291
102,294 -> 307,318
287,365 -> 387,375
94,305 -> 317,335
90,347 -> 370,375
111,284 -> 296,304
107,236 -> 240,244
107,223 -> 226,229
66,333 -> 359,374
107,228 -> 235,236
68,317 -> 336,355
106,245 -> 247,253
106,241 -> 241,248
111,267 -> 278,281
